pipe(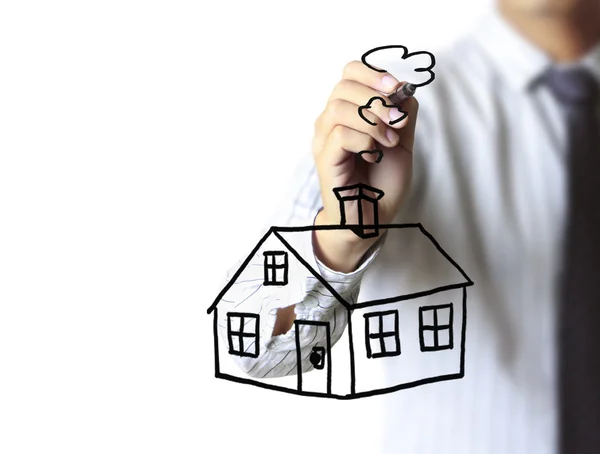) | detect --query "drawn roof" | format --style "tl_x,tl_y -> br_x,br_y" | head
207,223 -> 473,314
